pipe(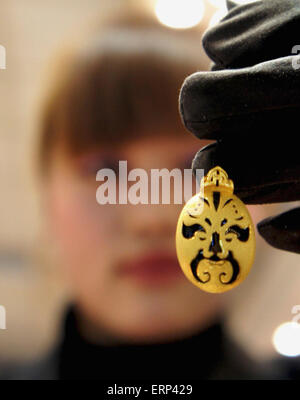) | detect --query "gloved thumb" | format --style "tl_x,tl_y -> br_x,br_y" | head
257,208 -> 300,254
